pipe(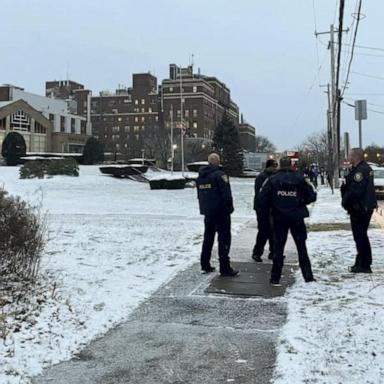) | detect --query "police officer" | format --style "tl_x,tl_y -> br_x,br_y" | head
258,157 -> 317,285
196,153 -> 239,276
341,148 -> 377,273
252,159 -> 278,262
